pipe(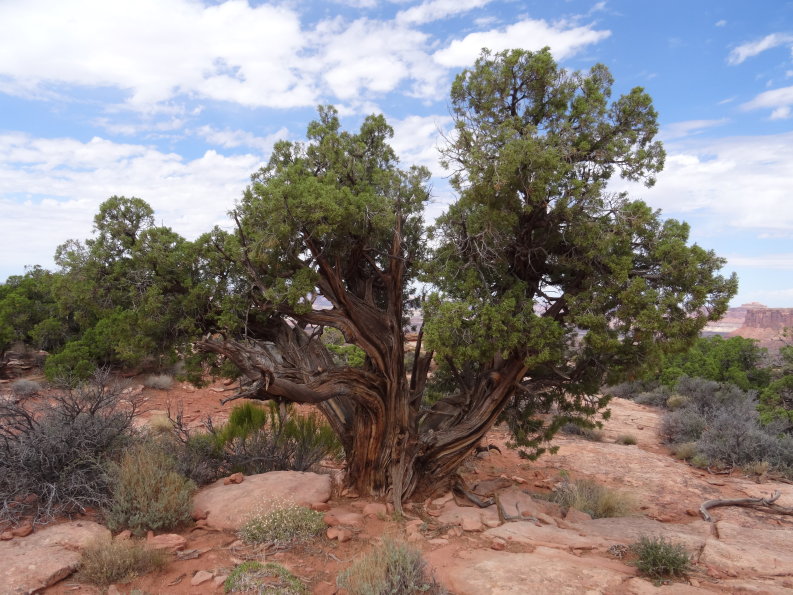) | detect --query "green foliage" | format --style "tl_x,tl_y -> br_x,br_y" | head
549,478 -> 634,518
77,537 -> 167,586
759,340 -> 793,425
424,47 -> 736,459
615,434 -> 637,445
337,539 -> 446,595
224,561 -> 307,594
0,369 -> 137,524
631,536 -> 691,580
238,502 -> 325,546
105,443 -> 196,535
215,401 -> 269,446
653,336 -> 769,391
